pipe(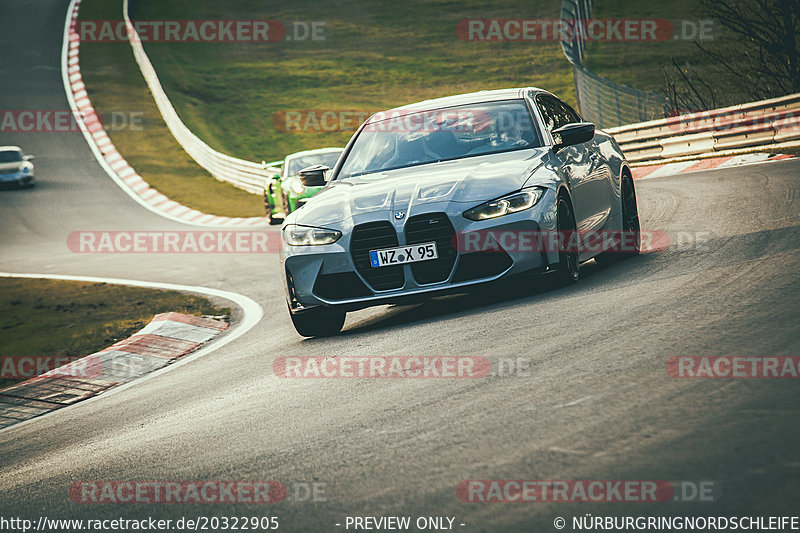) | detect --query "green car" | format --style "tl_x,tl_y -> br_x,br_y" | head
263,148 -> 343,225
